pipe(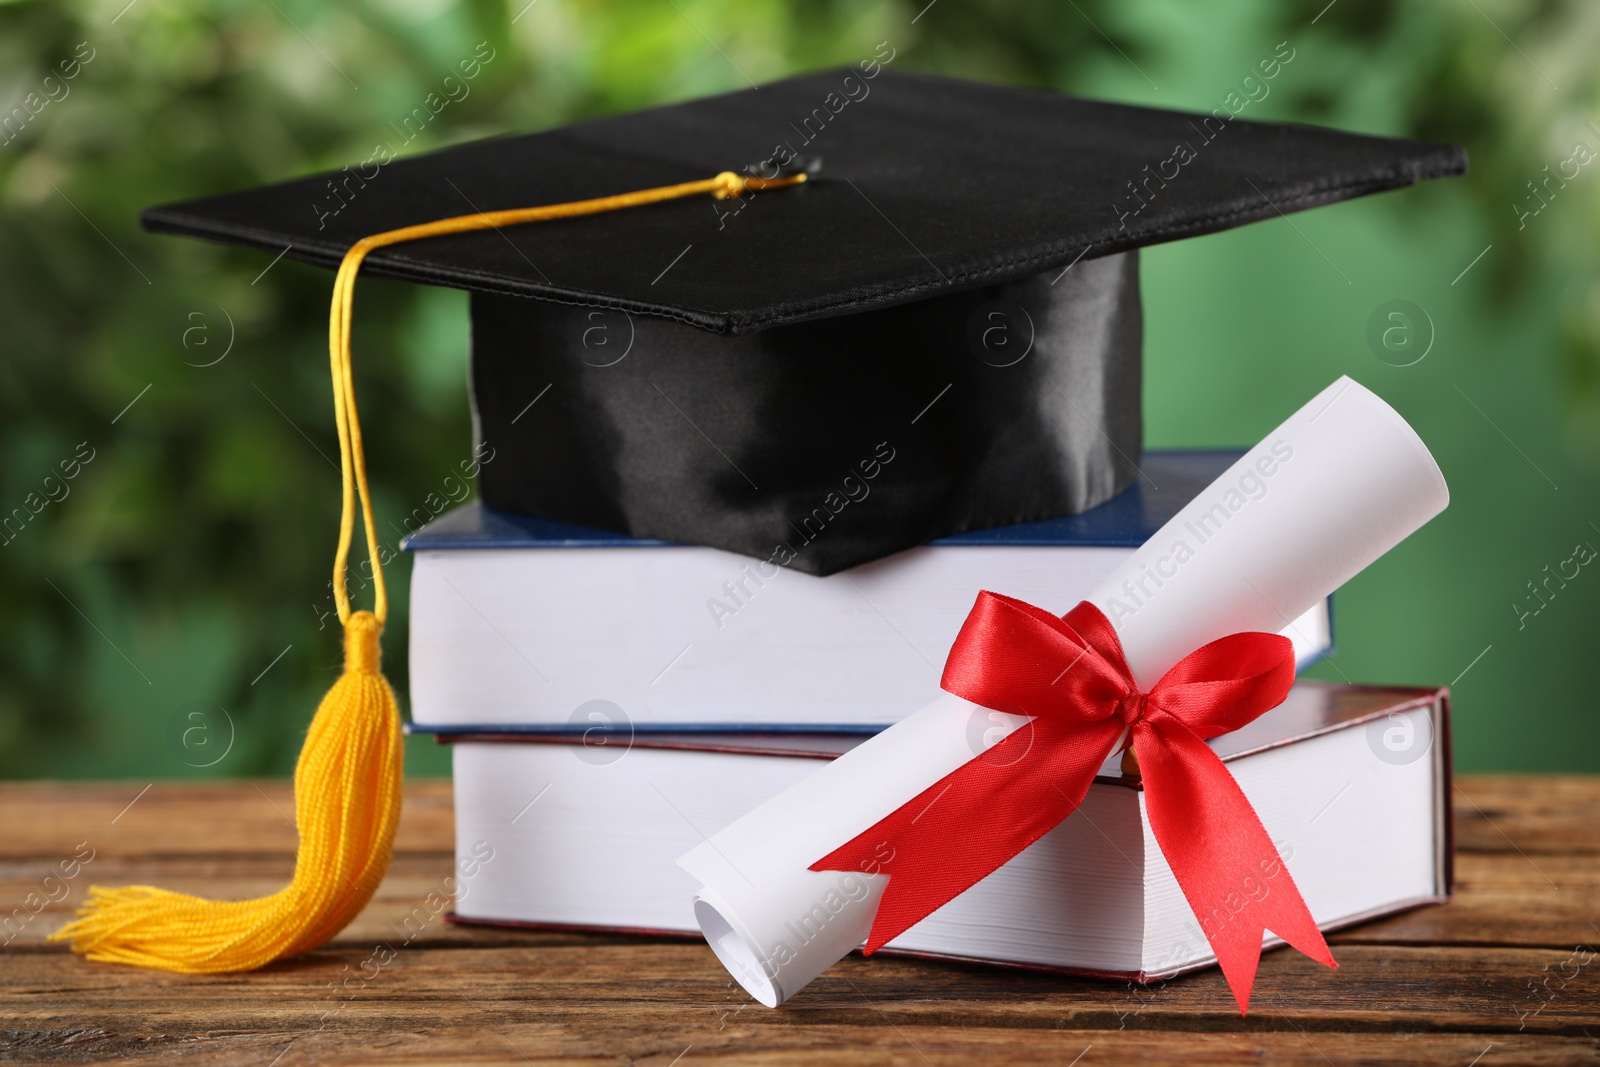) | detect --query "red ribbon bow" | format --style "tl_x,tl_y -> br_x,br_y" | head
811,593 -> 1335,1013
